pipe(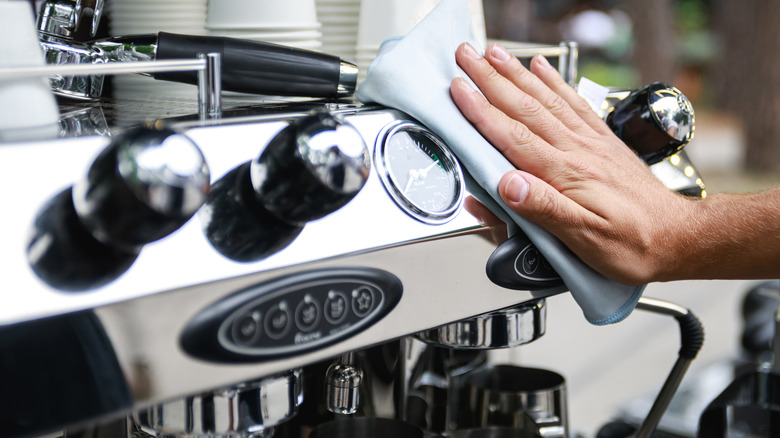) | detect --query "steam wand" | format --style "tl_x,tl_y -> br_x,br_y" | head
633,297 -> 704,438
